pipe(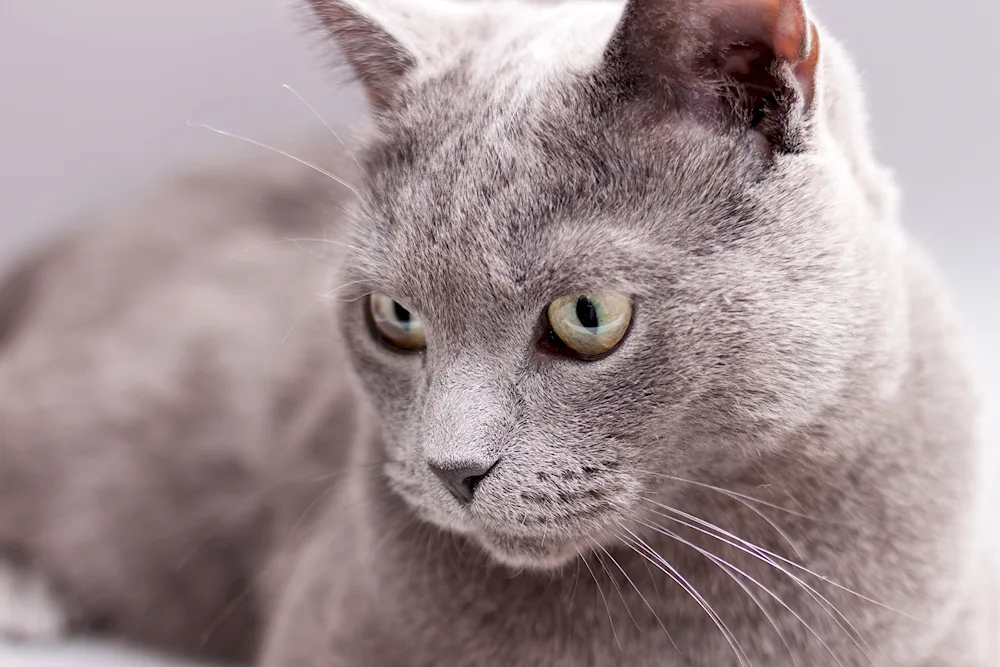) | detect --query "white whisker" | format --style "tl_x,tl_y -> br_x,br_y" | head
608,530 -> 681,653
282,297 -> 325,343
281,84 -> 373,186
644,475 -> 917,619
644,472 -> 827,523
634,517 -> 843,667
321,290 -> 375,305
198,586 -> 252,648
619,526 -> 751,667
641,550 -> 661,601
175,463 -> 385,570
577,548 -> 622,652
318,279 -> 367,300
565,555 -> 582,613
724,492 -> 806,561
648,496 -> 893,627
717,563 -> 804,667
592,540 -> 640,633
228,237 -> 357,262
187,121 -> 364,201
282,279 -> 365,343
642,500 -> 876,664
